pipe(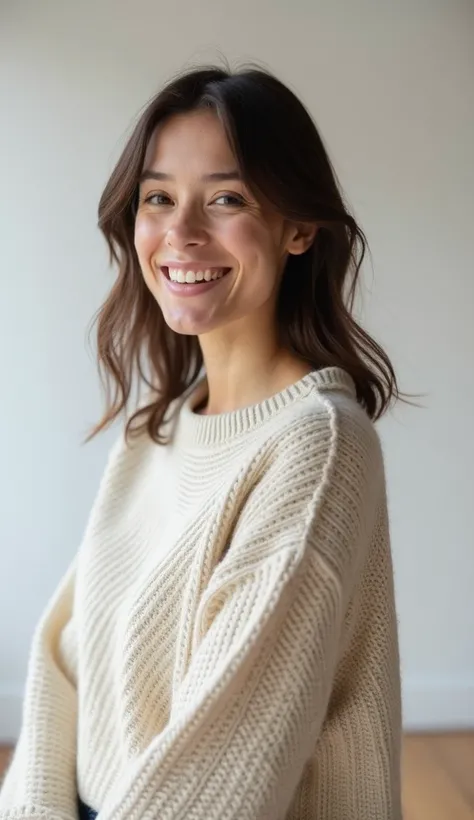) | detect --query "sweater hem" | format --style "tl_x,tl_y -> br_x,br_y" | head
0,807 -> 71,820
